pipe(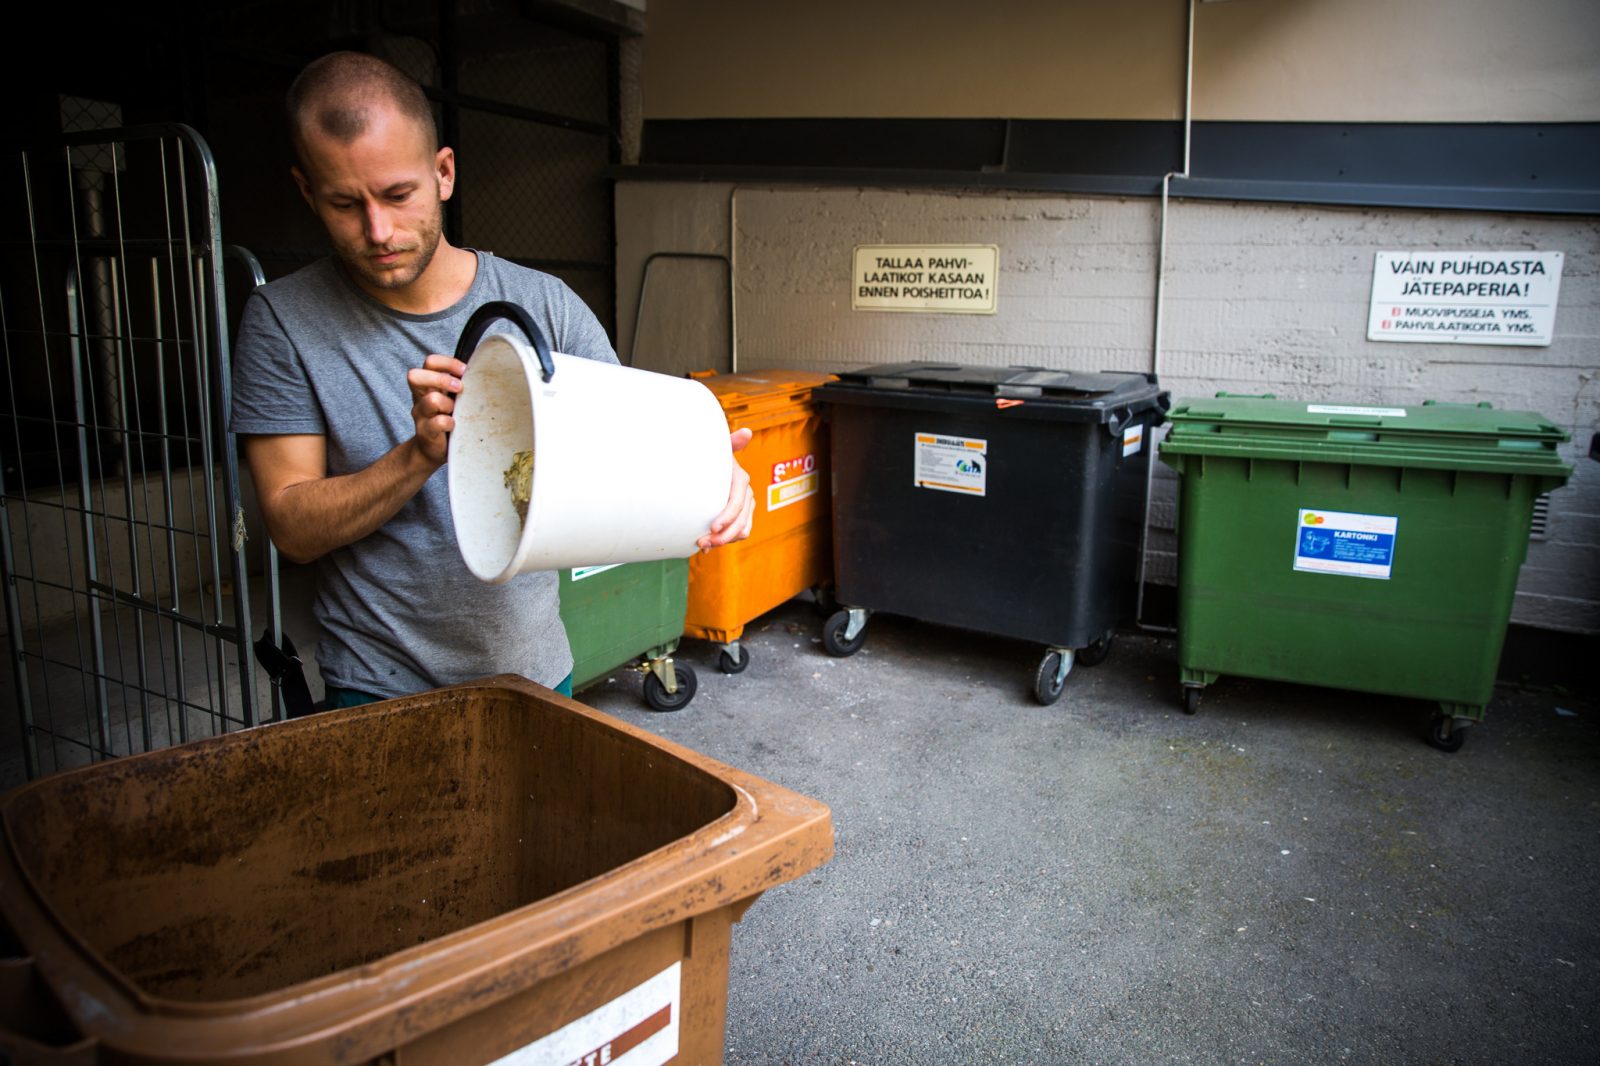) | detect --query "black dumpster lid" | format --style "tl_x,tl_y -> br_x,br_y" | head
828,362 -> 1158,402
